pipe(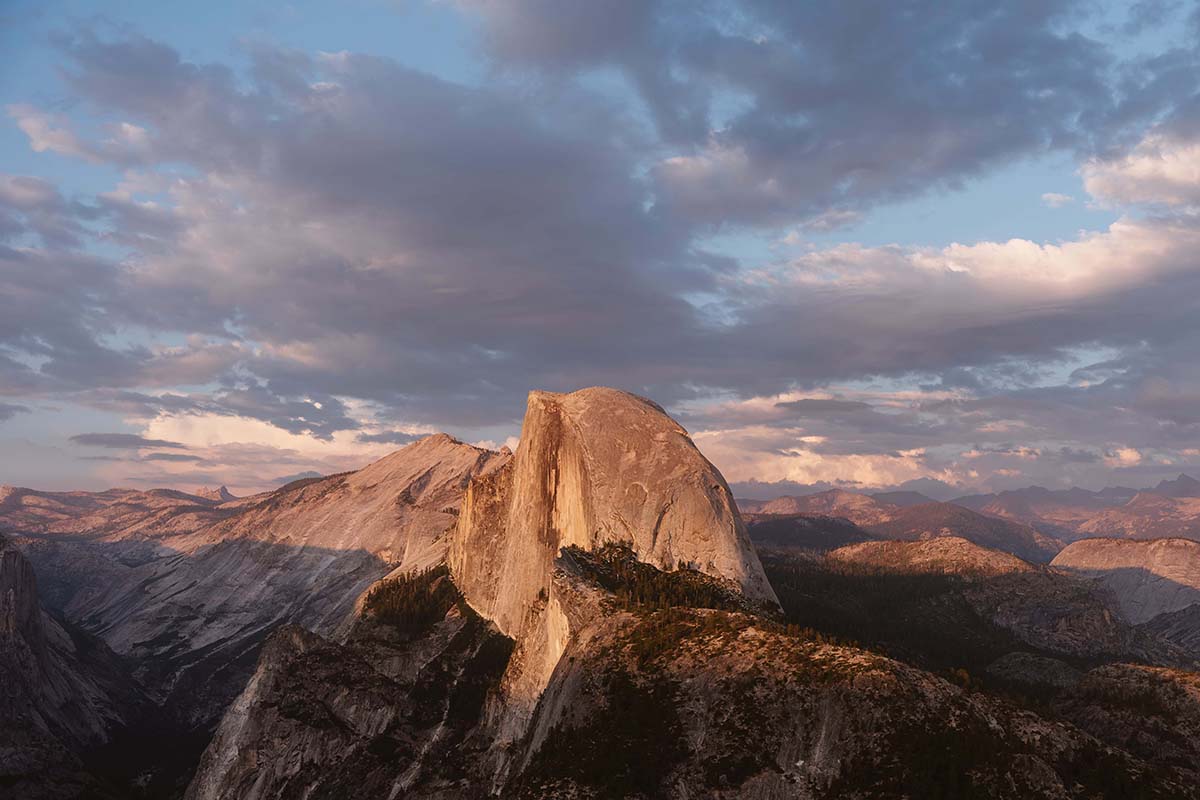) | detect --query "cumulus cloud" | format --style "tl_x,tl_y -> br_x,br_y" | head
1105,447 -> 1144,467
1084,134 -> 1200,208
